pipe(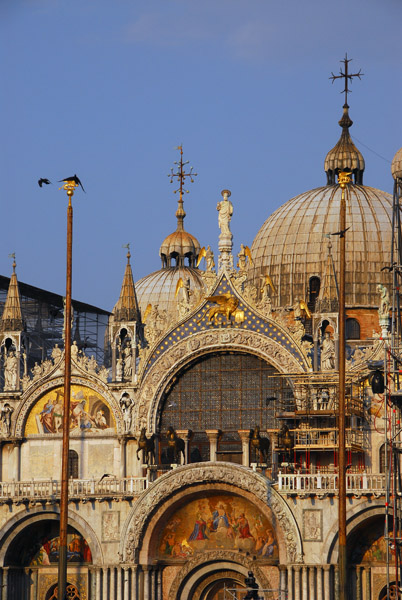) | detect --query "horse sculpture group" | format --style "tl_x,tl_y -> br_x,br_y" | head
250,426 -> 270,463
136,426 -> 185,465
